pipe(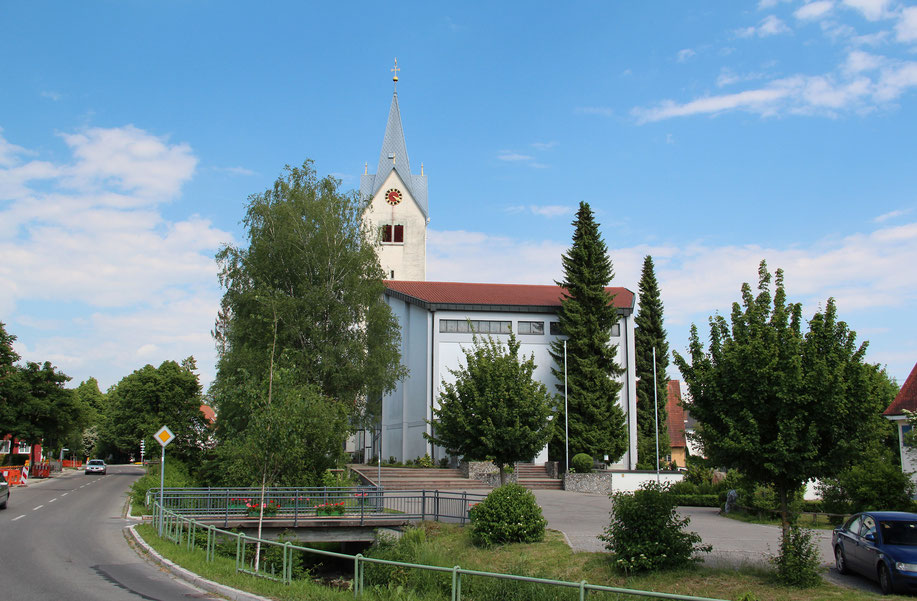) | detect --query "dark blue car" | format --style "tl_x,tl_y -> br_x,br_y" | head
833,511 -> 917,594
